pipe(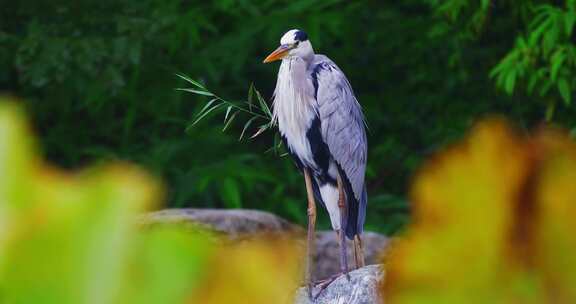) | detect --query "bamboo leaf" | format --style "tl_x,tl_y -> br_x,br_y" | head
191,102 -> 223,126
247,83 -> 255,112
250,124 -> 269,139
222,111 -> 238,132
239,117 -> 257,141
265,133 -> 282,154
175,73 -> 205,89
256,89 -> 272,118
224,106 -> 233,123
195,99 -> 218,118
176,88 -> 214,97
